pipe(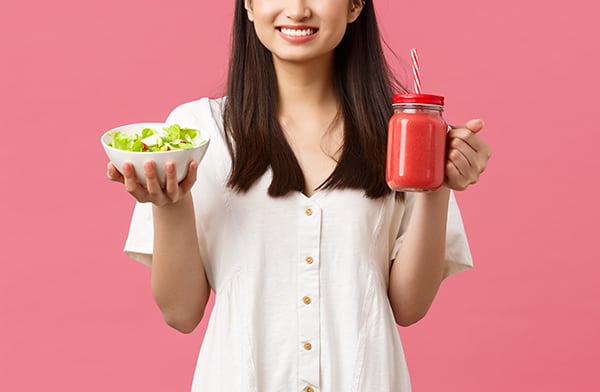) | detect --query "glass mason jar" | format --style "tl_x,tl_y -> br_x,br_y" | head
386,94 -> 447,191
